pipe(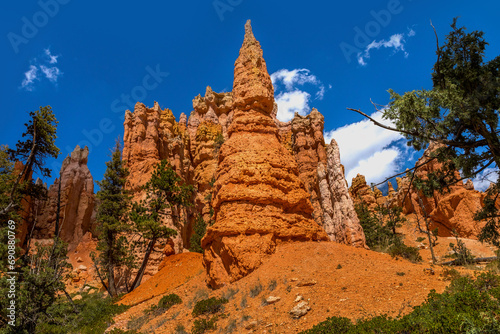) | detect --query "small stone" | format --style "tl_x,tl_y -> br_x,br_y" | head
289,301 -> 310,318
424,268 -> 435,275
297,280 -> 317,287
78,265 -> 87,271
76,257 -> 83,263
266,296 -> 281,304
294,295 -> 303,302
245,321 -> 258,330
73,295 -> 82,300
